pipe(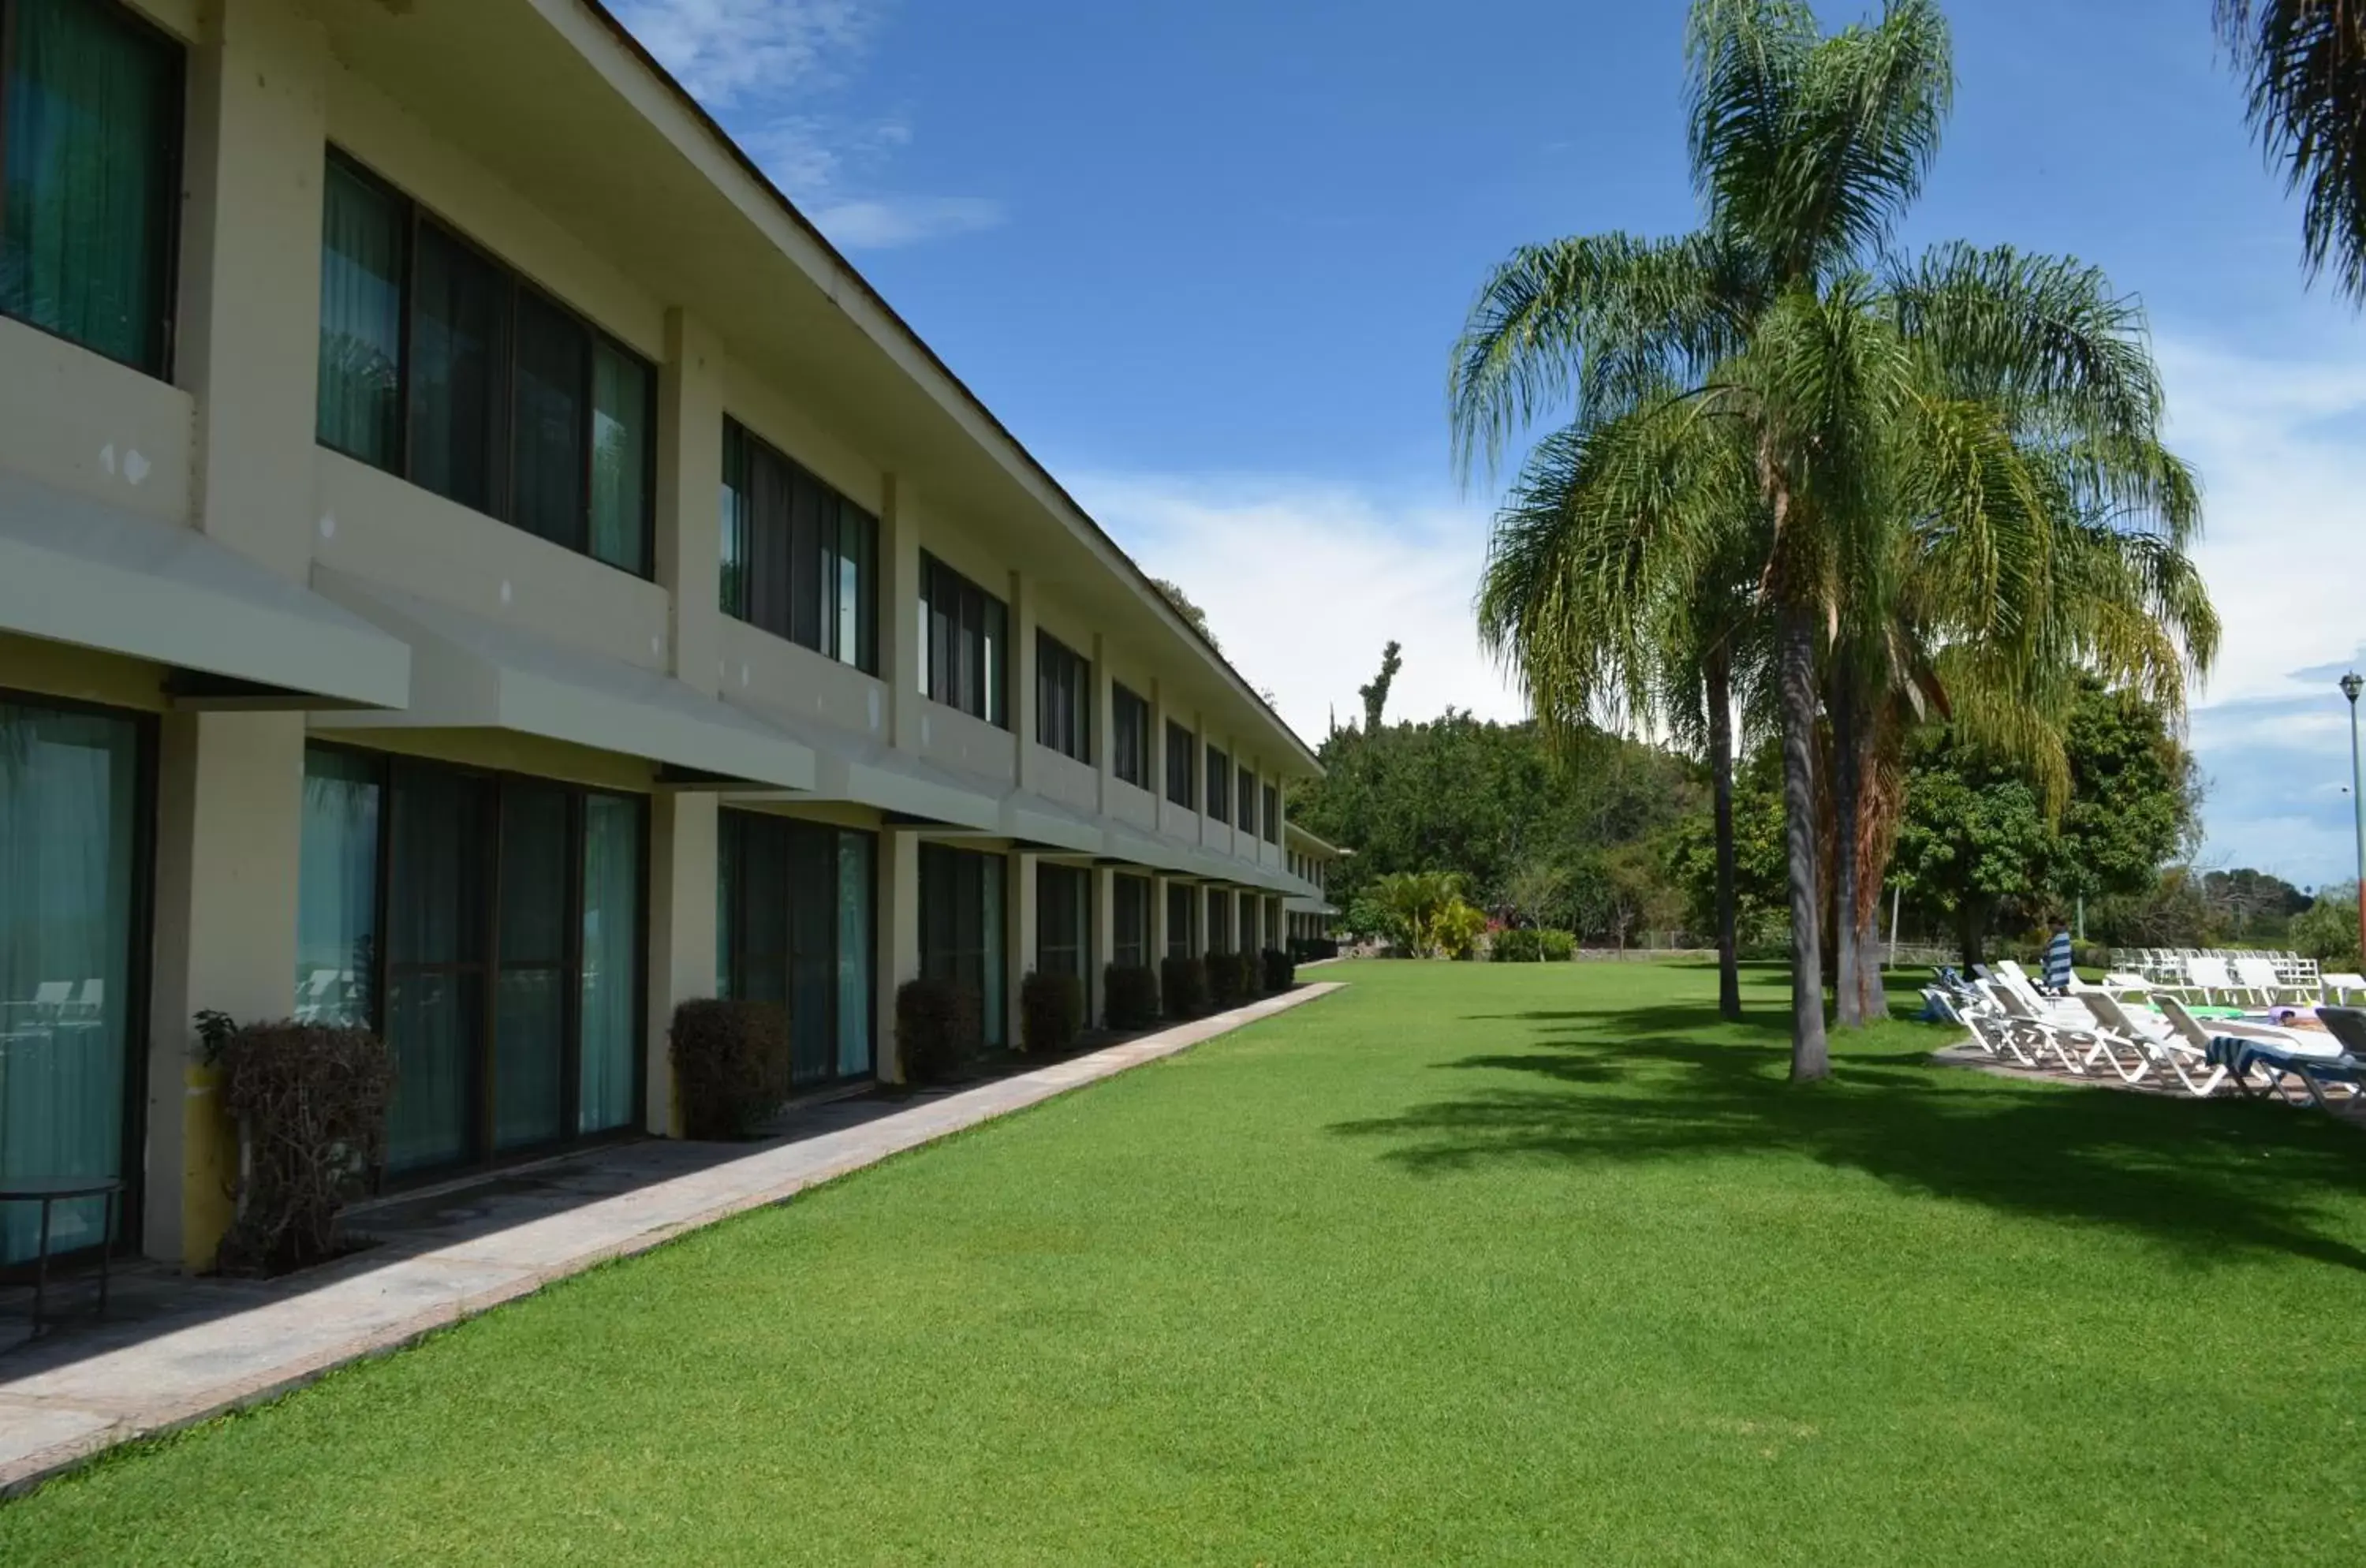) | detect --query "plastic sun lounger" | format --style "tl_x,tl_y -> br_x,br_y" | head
2157,998 -> 2357,1109
2078,993 -> 2228,1096
1986,982 -> 2102,1074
